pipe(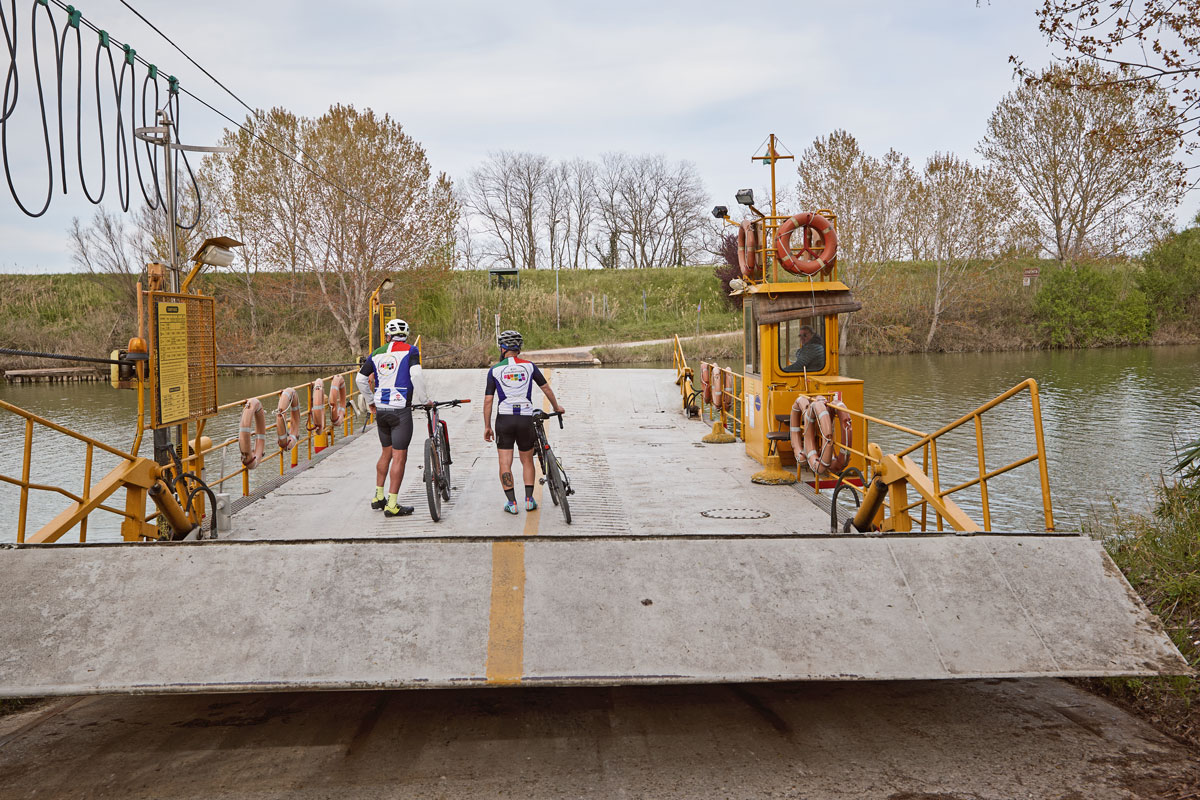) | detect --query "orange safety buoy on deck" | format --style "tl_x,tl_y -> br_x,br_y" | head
828,401 -> 854,474
721,367 -> 735,410
310,378 -> 326,432
238,398 -> 267,469
275,387 -> 302,451
737,220 -> 760,279
775,212 -> 838,276
329,374 -> 347,427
